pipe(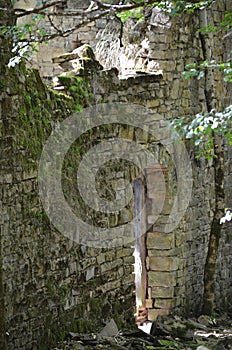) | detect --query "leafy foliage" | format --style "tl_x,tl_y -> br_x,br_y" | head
174,10 -> 232,161
158,0 -> 214,15
172,106 -> 232,159
0,14 -> 47,67
117,7 -> 144,23
182,56 -> 232,83
198,10 -> 232,33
